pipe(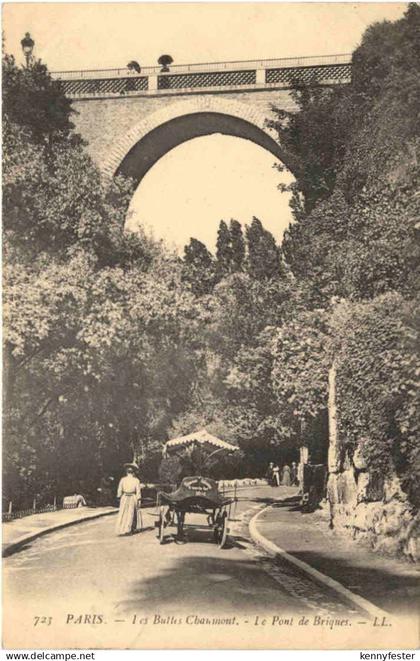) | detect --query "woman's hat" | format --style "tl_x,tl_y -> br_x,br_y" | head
124,462 -> 139,472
